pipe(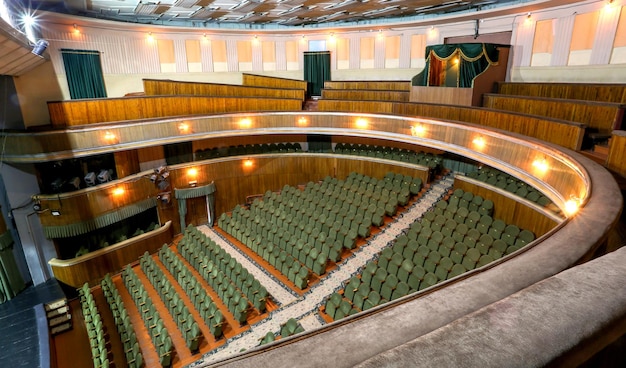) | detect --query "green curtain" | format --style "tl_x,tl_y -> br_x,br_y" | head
0,231 -> 25,304
304,51 -> 331,97
174,182 -> 217,230
61,49 -> 107,99
43,197 -> 157,238
412,43 -> 502,87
